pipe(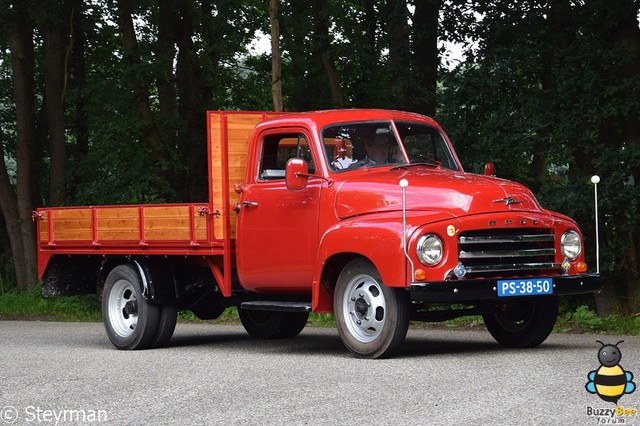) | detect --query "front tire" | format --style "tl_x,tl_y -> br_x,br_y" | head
334,259 -> 409,359
102,265 -> 160,350
483,296 -> 559,348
